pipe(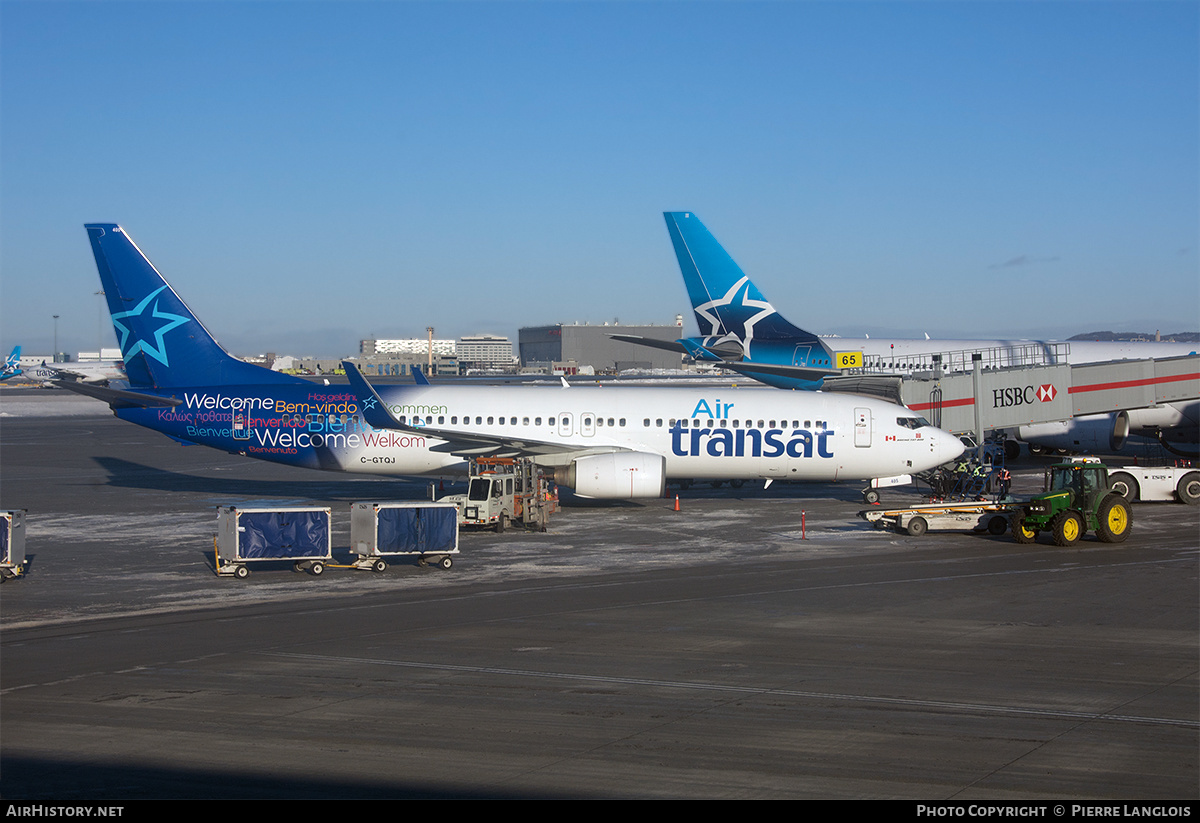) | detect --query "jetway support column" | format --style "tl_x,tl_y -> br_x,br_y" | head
972,353 -> 984,461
